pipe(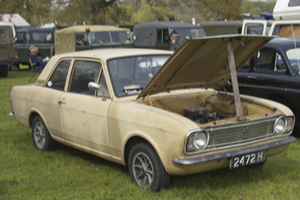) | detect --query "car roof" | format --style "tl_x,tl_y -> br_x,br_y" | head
134,21 -> 202,29
265,38 -> 300,50
55,25 -> 130,34
16,28 -> 54,33
53,48 -> 173,61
